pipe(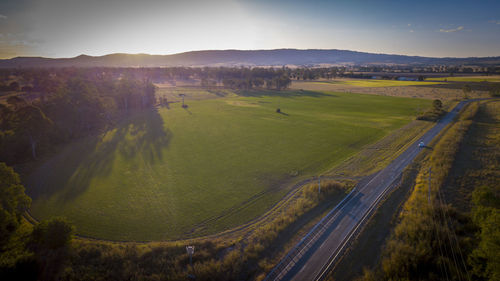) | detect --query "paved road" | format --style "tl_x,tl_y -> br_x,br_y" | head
265,100 -> 470,281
